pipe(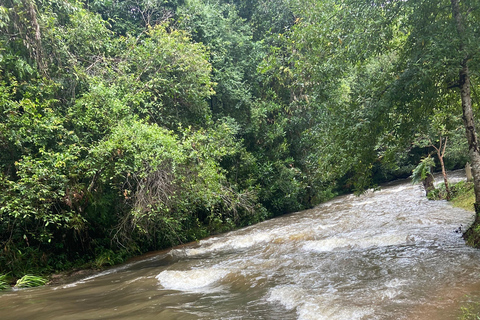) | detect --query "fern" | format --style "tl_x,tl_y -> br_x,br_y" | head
411,156 -> 435,184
